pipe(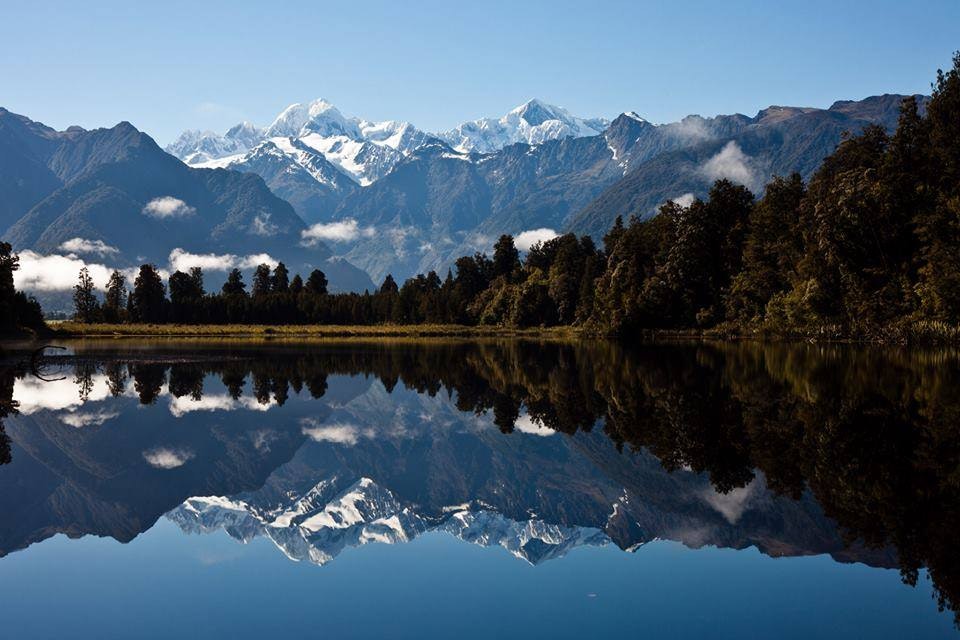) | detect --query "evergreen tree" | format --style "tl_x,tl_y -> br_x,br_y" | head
73,267 -> 99,322
271,262 -> 290,293
290,274 -> 304,295
169,270 -> 203,303
189,267 -> 205,296
492,234 -> 520,280
222,269 -> 246,297
130,265 -> 166,323
103,270 -> 127,323
726,174 -> 805,325
603,215 -> 625,256
0,242 -> 16,318
380,274 -> 398,295
305,269 -> 328,295
251,264 -> 272,297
